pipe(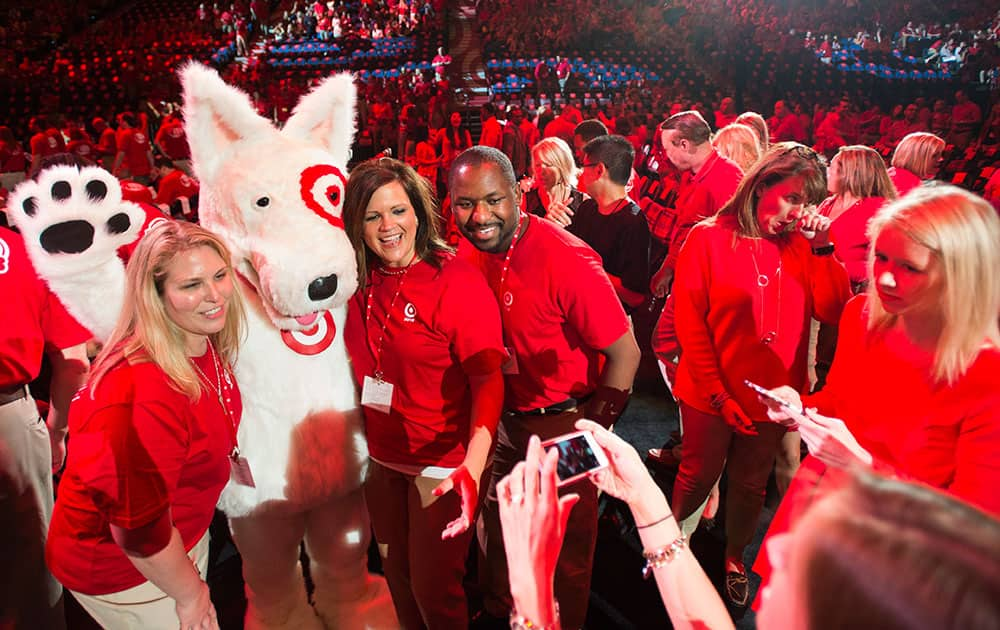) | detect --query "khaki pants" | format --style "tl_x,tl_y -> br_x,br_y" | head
70,531 -> 210,630
0,390 -> 65,630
